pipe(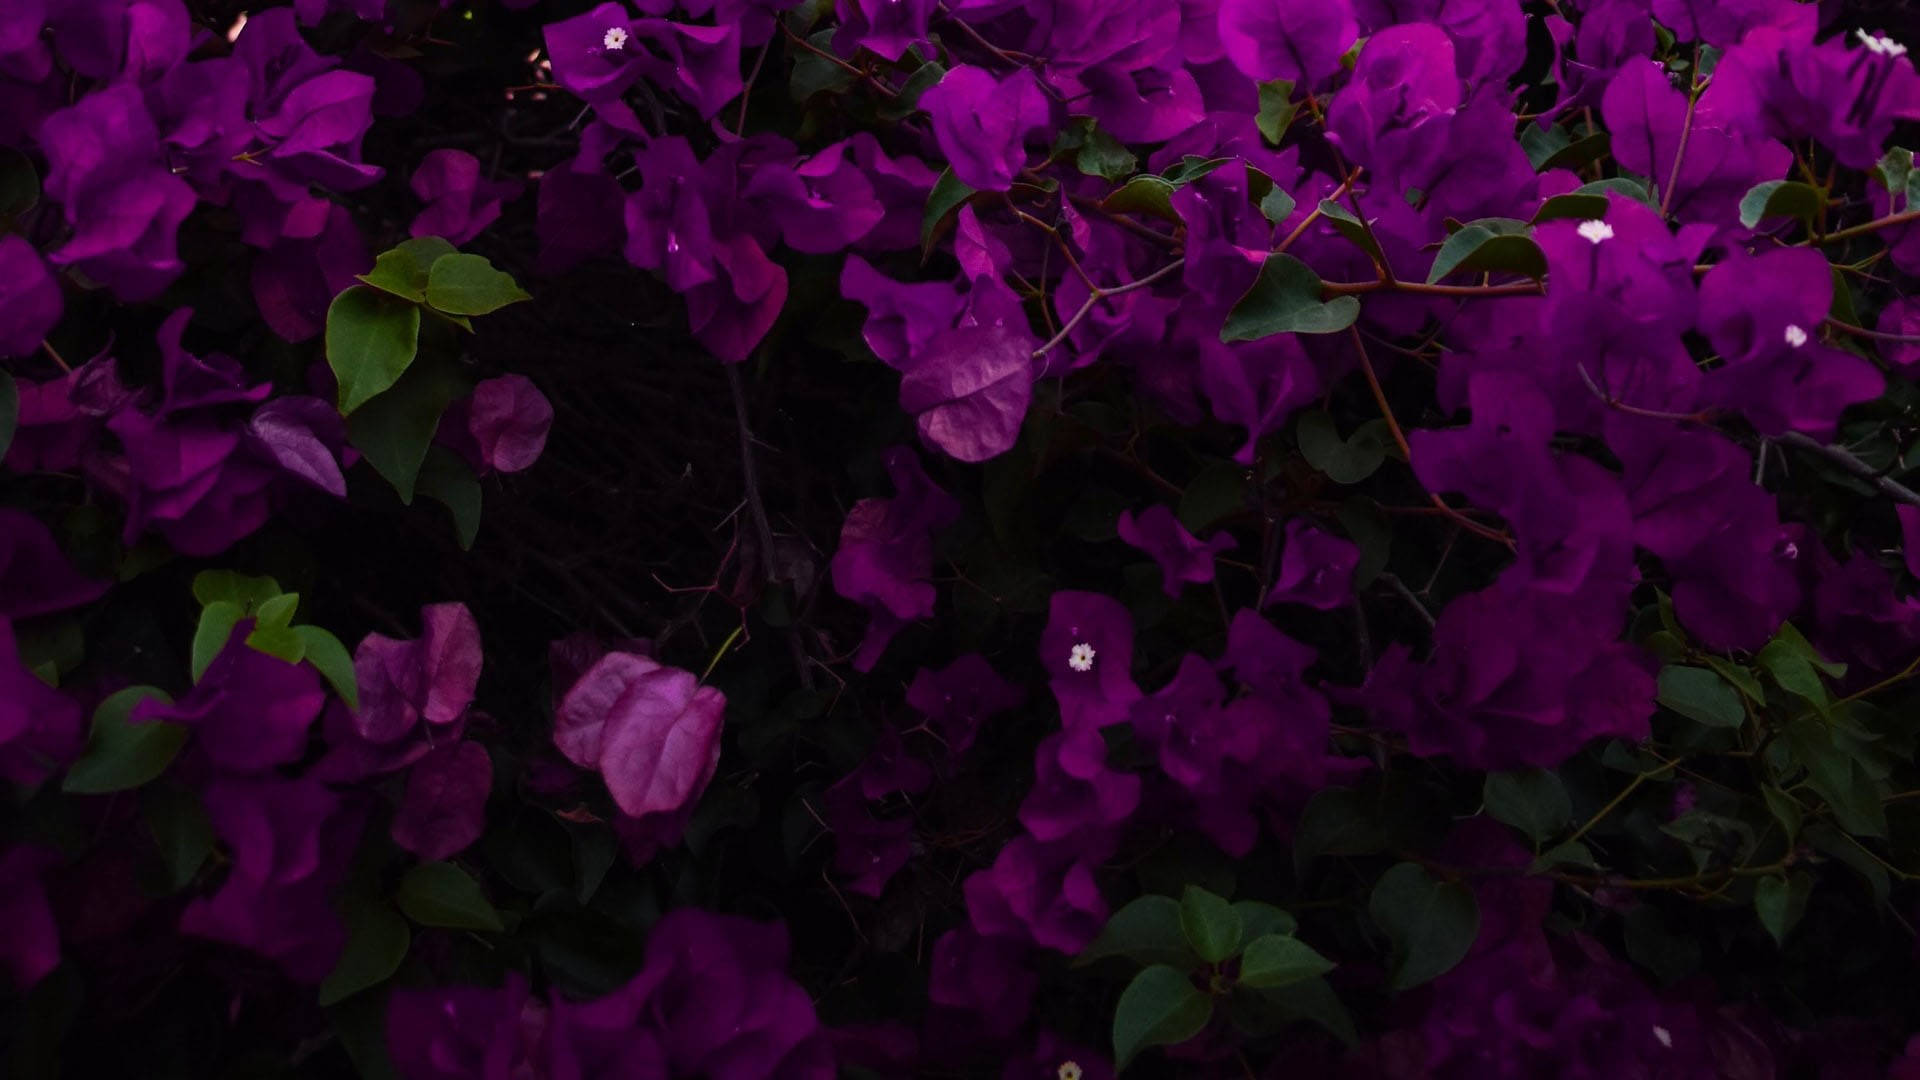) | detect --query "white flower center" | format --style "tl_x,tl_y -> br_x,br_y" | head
1857,29 -> 1908,57
1652,1025 -> 1673,1049
603,26 -> 629,51
1576,219 -> 1613,245
1067,643 -> 1096,673
1058,1063 -> 1084,1080
1783,324 -> 1808,348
